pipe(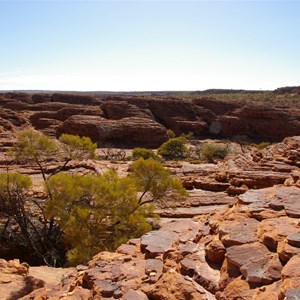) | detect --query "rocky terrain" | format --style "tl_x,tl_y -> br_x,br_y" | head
0,90 -> 300,299
1,90 -> 300,149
